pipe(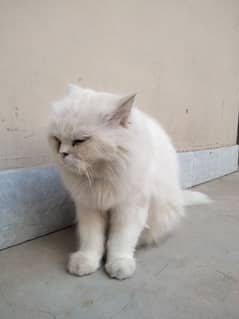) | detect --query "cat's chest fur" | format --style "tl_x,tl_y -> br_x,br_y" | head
89,178 -> 119,210
62,171 -> 121,211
